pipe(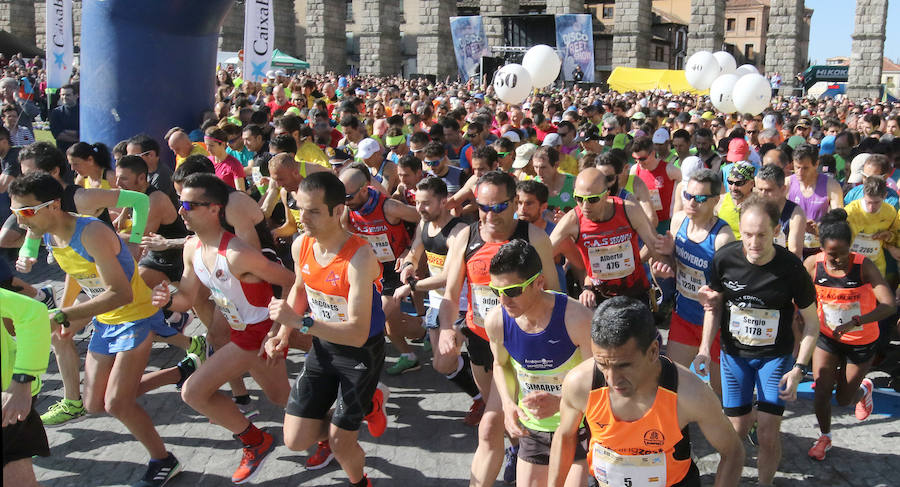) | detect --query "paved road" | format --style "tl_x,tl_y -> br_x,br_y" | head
15,253 -> 900,486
